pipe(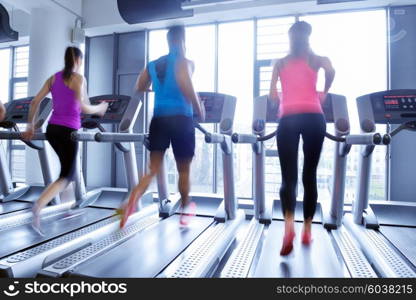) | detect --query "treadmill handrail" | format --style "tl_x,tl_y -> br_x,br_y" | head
94,132 -> 147,143
390,120 -> 416,137
0,131 -> 45,150
326,132 -> 384,145
231,130 -> 277,144
71,131 -> 97,142
195,123 -> 230,144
